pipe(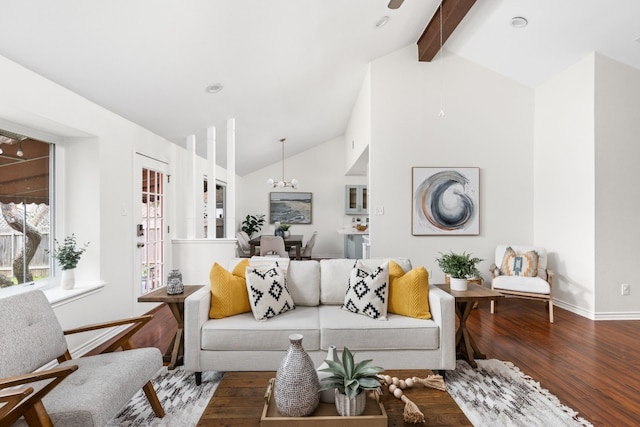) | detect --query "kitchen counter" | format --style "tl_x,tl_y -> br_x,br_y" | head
336,227 -> 369,235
